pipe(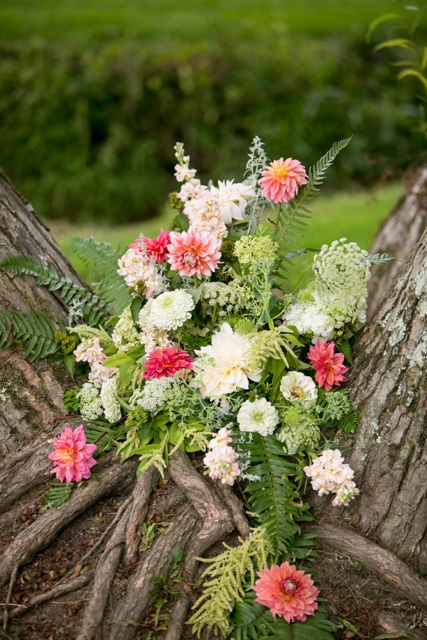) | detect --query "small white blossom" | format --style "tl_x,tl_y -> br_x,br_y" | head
77,382 -> 104,421
100,377 -> 121,423
149,290 -> 195,331
237,398 -> 279,436
132,378 -> 173,413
